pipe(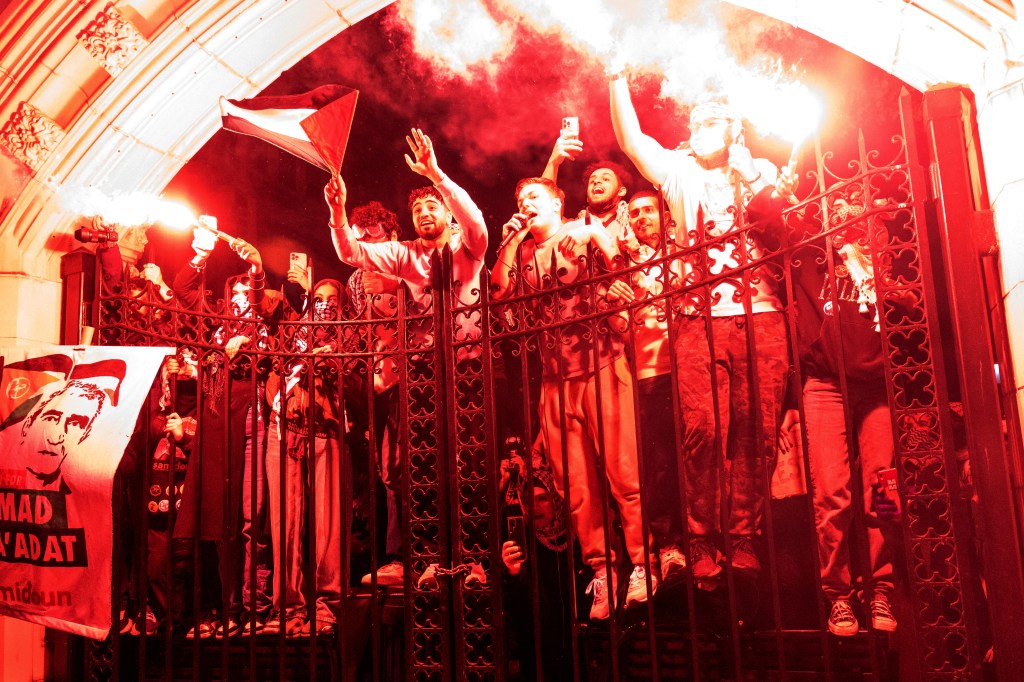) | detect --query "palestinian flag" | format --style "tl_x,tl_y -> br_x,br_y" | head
0,353 -> 75,431
219,84 -> 358,175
